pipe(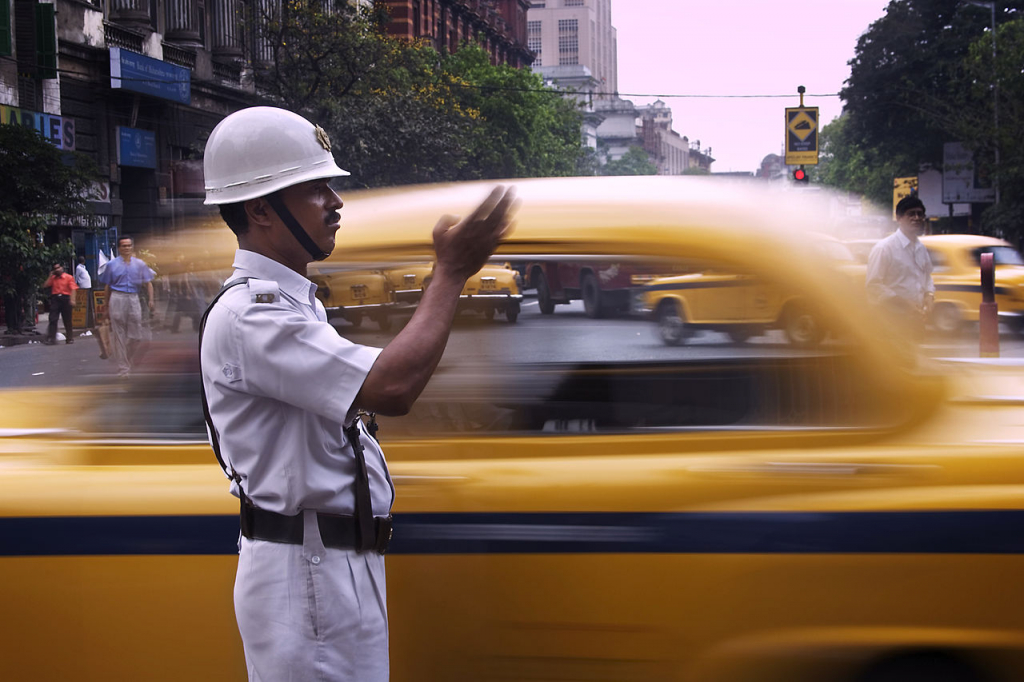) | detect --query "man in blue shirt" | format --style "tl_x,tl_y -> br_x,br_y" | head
98,236 -> 155,376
